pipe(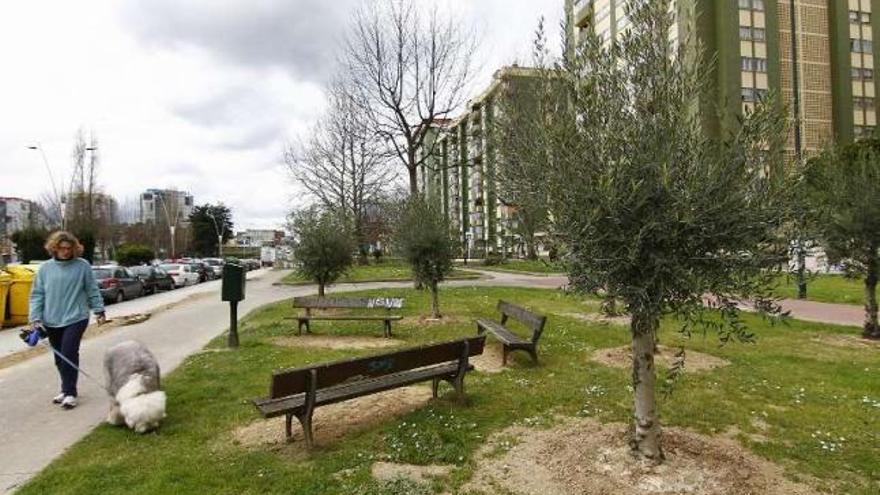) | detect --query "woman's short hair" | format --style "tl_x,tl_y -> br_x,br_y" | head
44,231 -> 85,257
